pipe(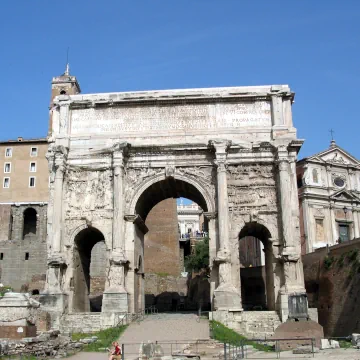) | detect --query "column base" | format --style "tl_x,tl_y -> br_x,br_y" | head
102,291 -> 129,314
38,293 -> 68,330
213,283 -> 242,311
